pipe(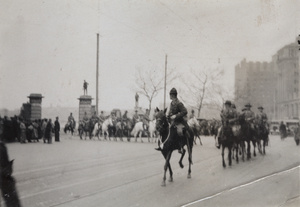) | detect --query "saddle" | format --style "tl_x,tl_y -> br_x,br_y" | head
232,125 -> 241,137
174,123 -> 185,136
